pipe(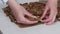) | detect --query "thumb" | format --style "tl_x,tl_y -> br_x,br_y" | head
41,4 -> 49,19
25,11 -> 37,19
